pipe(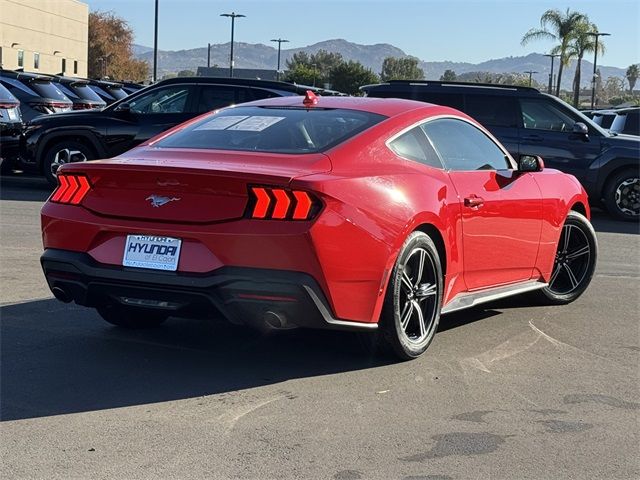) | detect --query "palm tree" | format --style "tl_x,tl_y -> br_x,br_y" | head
521,8 -> 587,96
568,21 -> 605,107
627,64 -> 639,93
